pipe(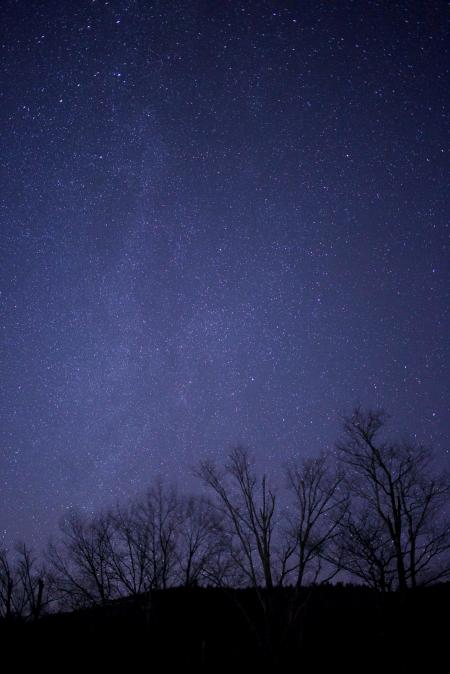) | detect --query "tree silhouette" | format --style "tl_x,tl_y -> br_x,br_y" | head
336,408 -> 449,589
196,447 -> 279,590
284,454 -> 347,587
0,544 -> 50,620
48,510 -> 117,608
